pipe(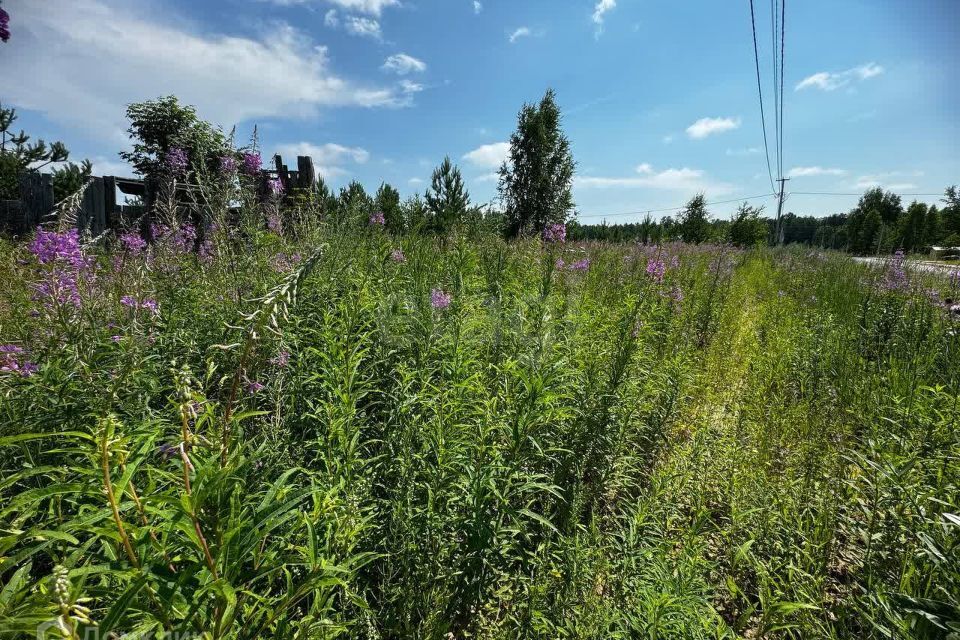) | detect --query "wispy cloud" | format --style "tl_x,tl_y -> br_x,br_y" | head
264,0 -> 399,16
509,27 -> 532,43
345,15 -> 382,40
795,62 -> 884,91
577,163 -> 735,195
324,9 -> 340,27
0,0 -> 407,141
408,177 -> 424,185
592,0 -> 616,36
273,141 -> 369,179
475,173 -> 499,183
726,147 -> 761,156
686,116 -> 741,139
853,170 -> 924,191
463,142 -> 510,169
473,1 -> 482,14
788,166 -> 847,177
382,53 -> 427,75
